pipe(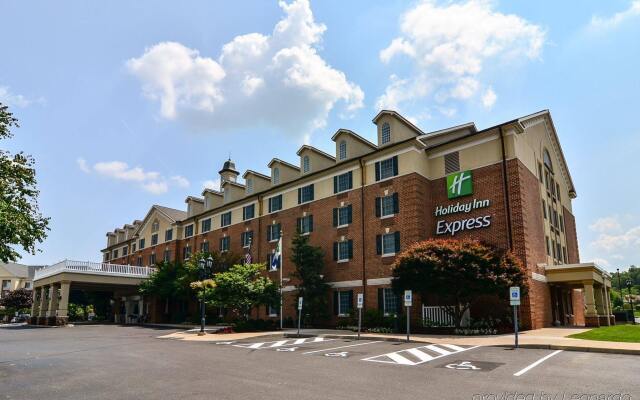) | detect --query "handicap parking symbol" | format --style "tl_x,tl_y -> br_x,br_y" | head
324,352 -> 349,358
276,347 -> 298,352
445,361 -> 481,370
